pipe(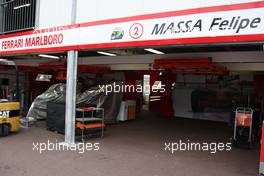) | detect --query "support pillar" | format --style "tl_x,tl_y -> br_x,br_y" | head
64,0 -> 78,144
64,50 -> 78,144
